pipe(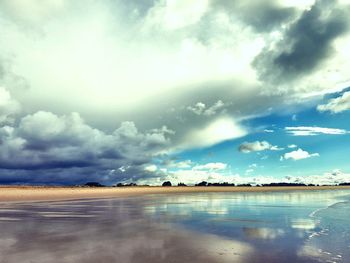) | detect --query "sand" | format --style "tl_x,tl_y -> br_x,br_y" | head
1,185 -> 349,202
